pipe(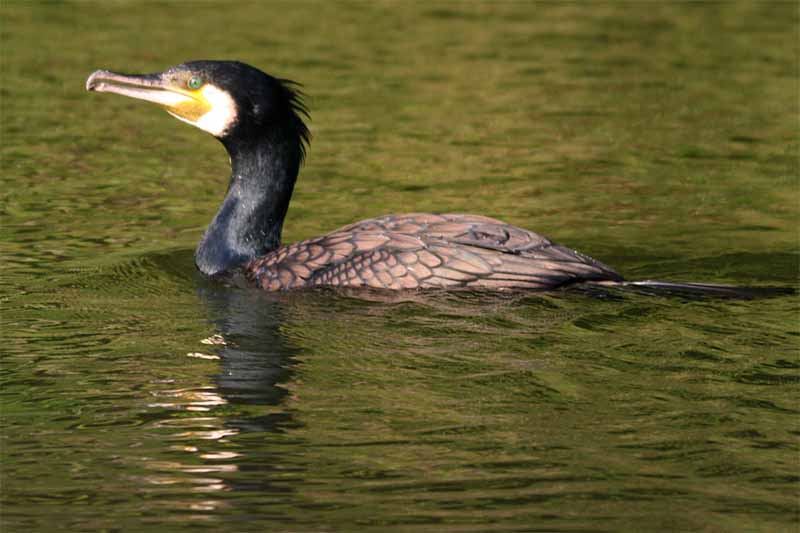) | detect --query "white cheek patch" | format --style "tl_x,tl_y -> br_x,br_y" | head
196,84 -> 238,137
167,84 -> 237,137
